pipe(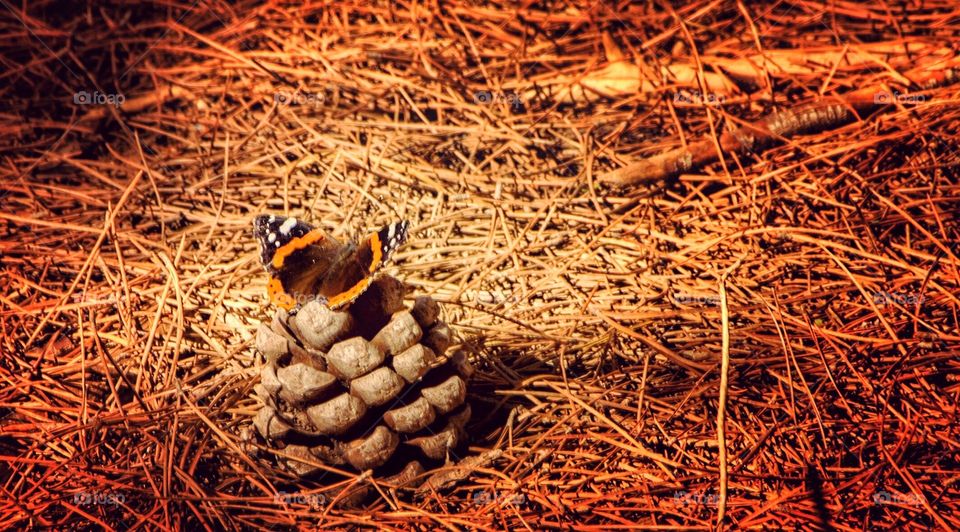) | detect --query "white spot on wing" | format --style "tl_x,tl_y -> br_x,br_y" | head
279,217 -> 297,235
388,223 -> 396,240
267,232 -> 276,243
